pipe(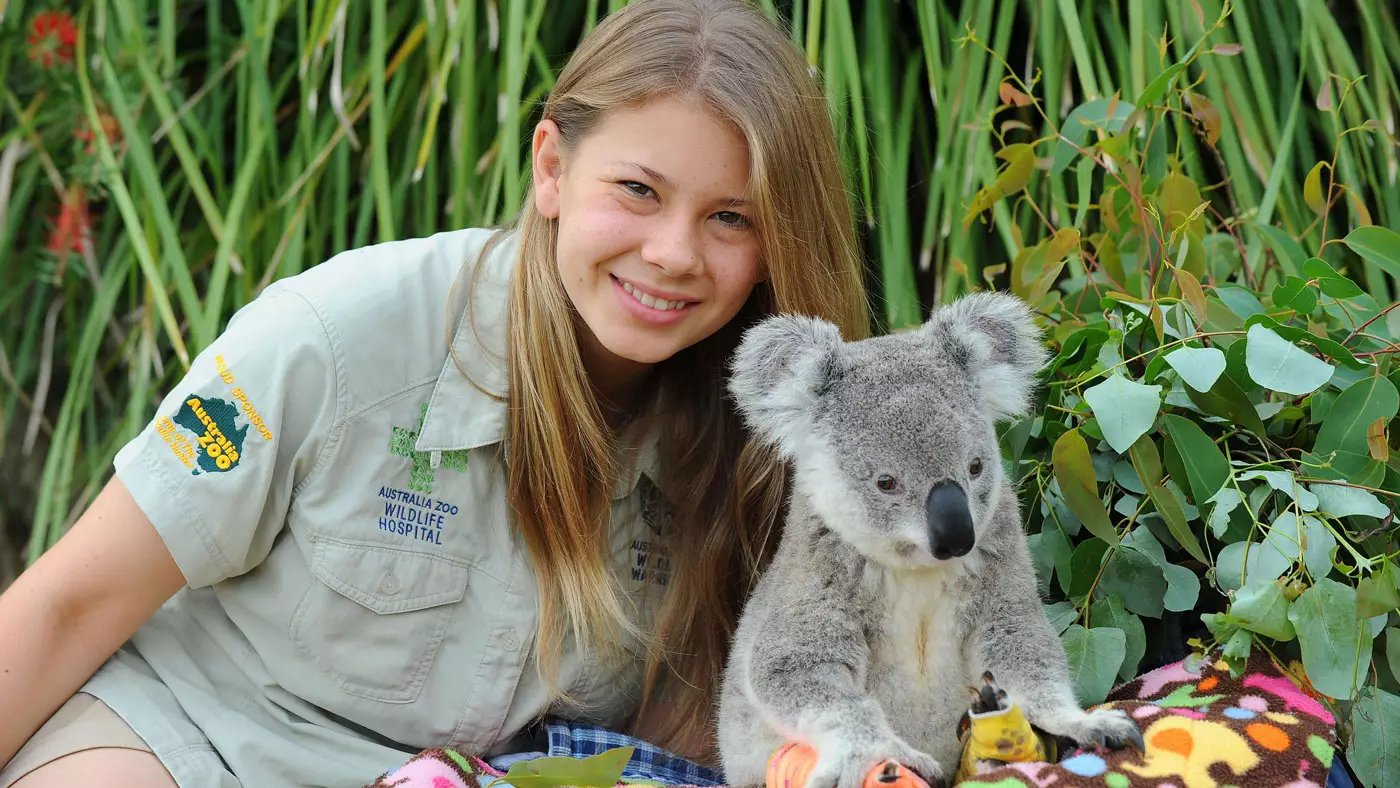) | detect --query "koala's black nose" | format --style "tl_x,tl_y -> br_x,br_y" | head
926,481 -> 975,561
